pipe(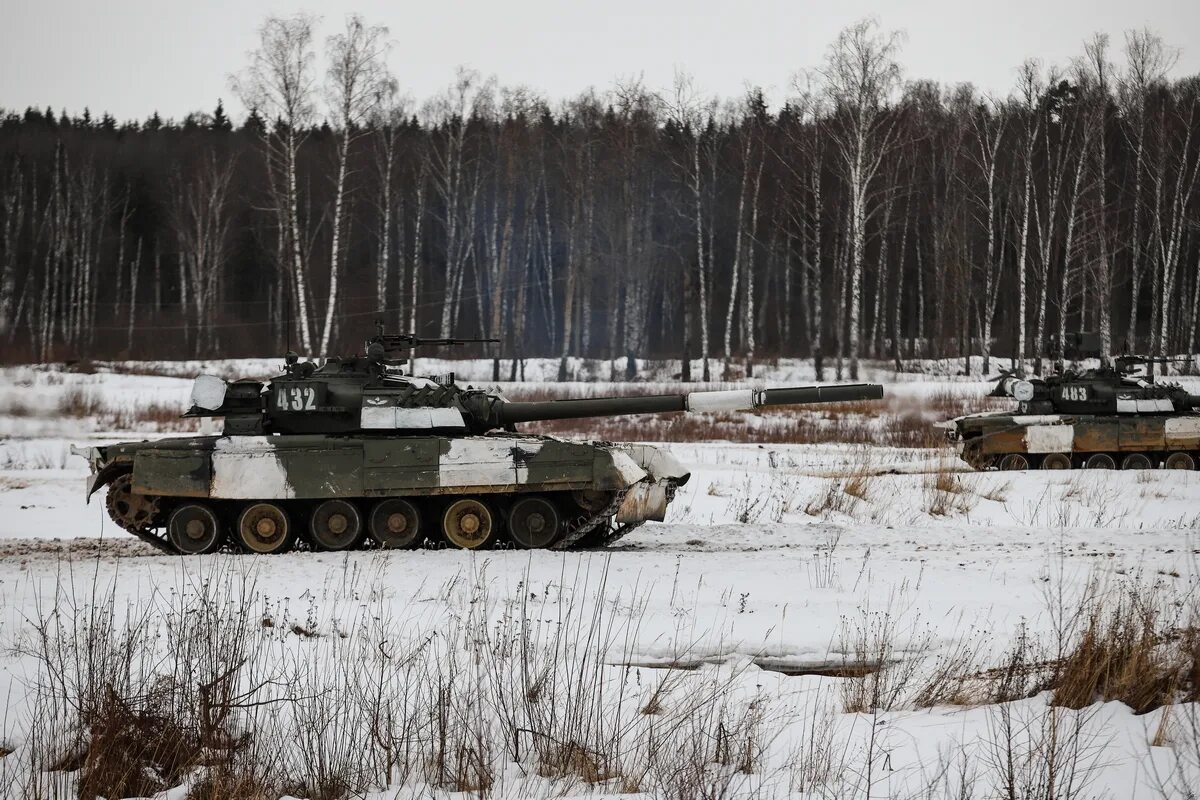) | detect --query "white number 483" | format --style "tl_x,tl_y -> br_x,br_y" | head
1061,386 -> 1088,402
